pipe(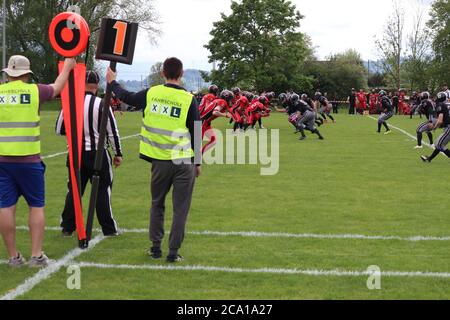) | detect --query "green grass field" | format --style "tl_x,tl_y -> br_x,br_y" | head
1,110 -> 449,300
